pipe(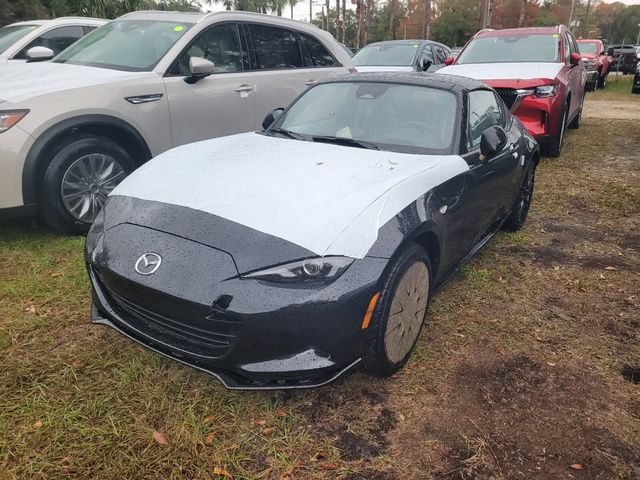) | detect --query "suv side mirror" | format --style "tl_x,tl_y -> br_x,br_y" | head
184,57 -> 214,84
419,58 -> 432,71
570,52 -> 581,66
444,56 -> 455,66
262,108 -> 285,130
26,46 -> 54,62
480,126 -> 507,159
